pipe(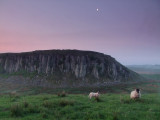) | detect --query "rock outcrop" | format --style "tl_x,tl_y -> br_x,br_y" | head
0,50 -> 142,88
